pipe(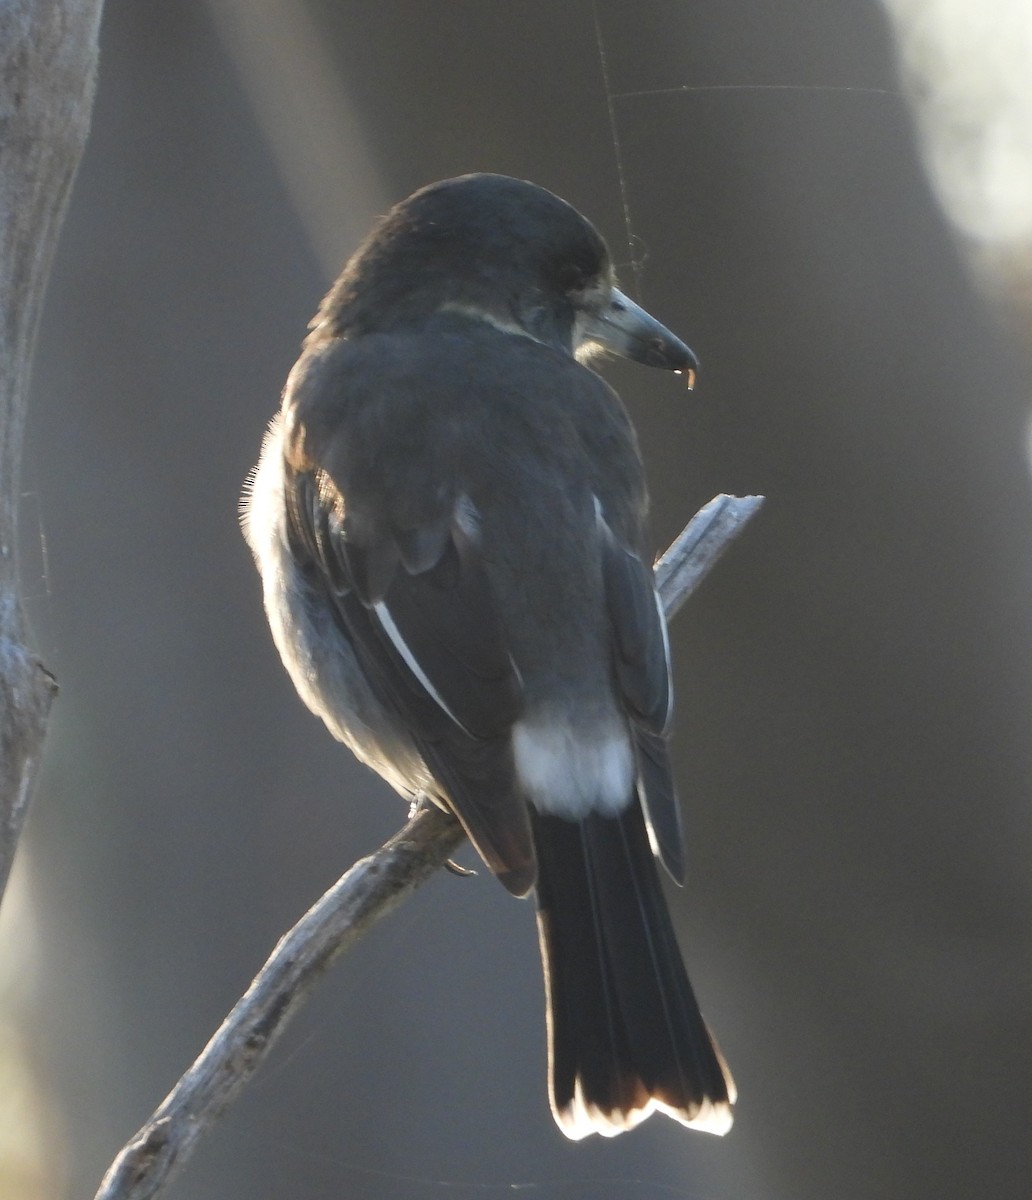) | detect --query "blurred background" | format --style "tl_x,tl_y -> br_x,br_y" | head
3,0 -> 1032,1197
